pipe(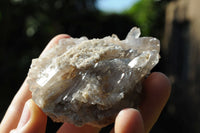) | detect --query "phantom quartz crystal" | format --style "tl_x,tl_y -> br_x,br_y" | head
27,27 -> 160,127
